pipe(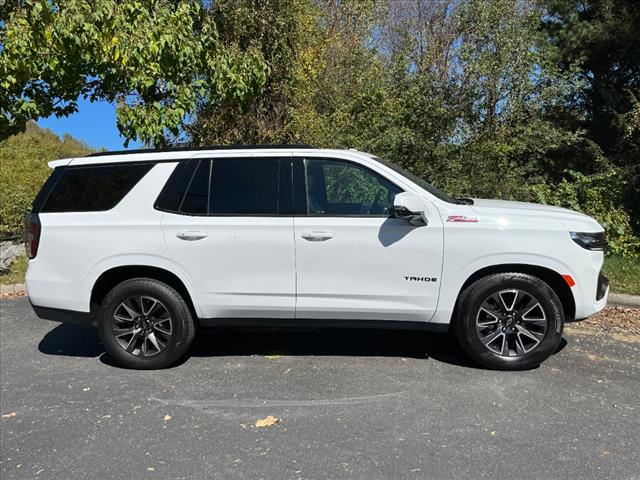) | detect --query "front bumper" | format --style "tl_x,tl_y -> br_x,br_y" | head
574,275 -> 609,320
596,272 -> 609,301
